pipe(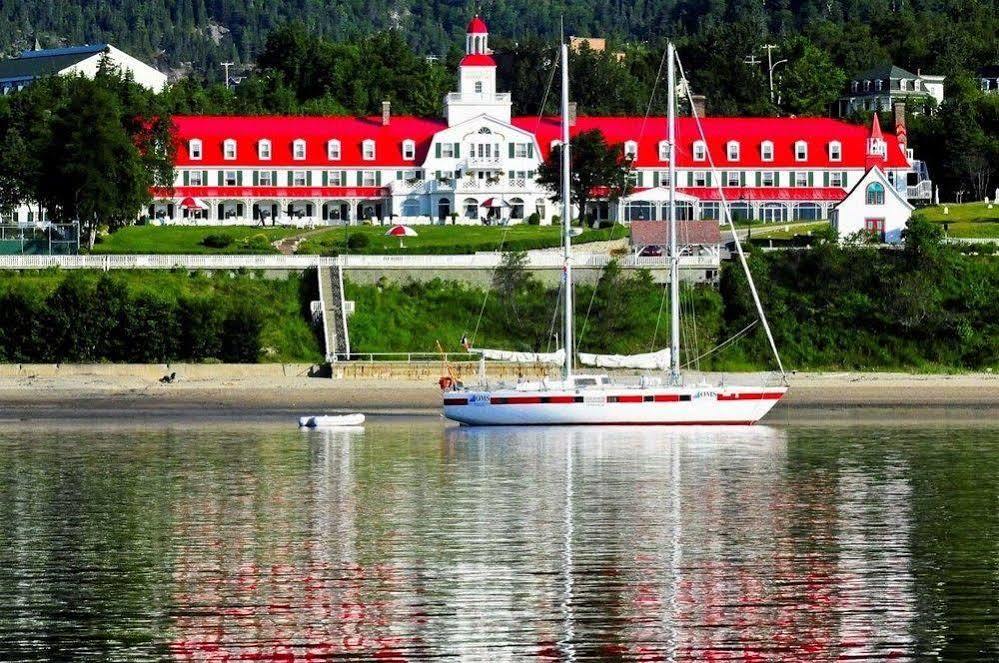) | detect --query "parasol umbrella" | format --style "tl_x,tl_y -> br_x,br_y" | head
179,196 -> 209,210
385,224 -> 418,247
